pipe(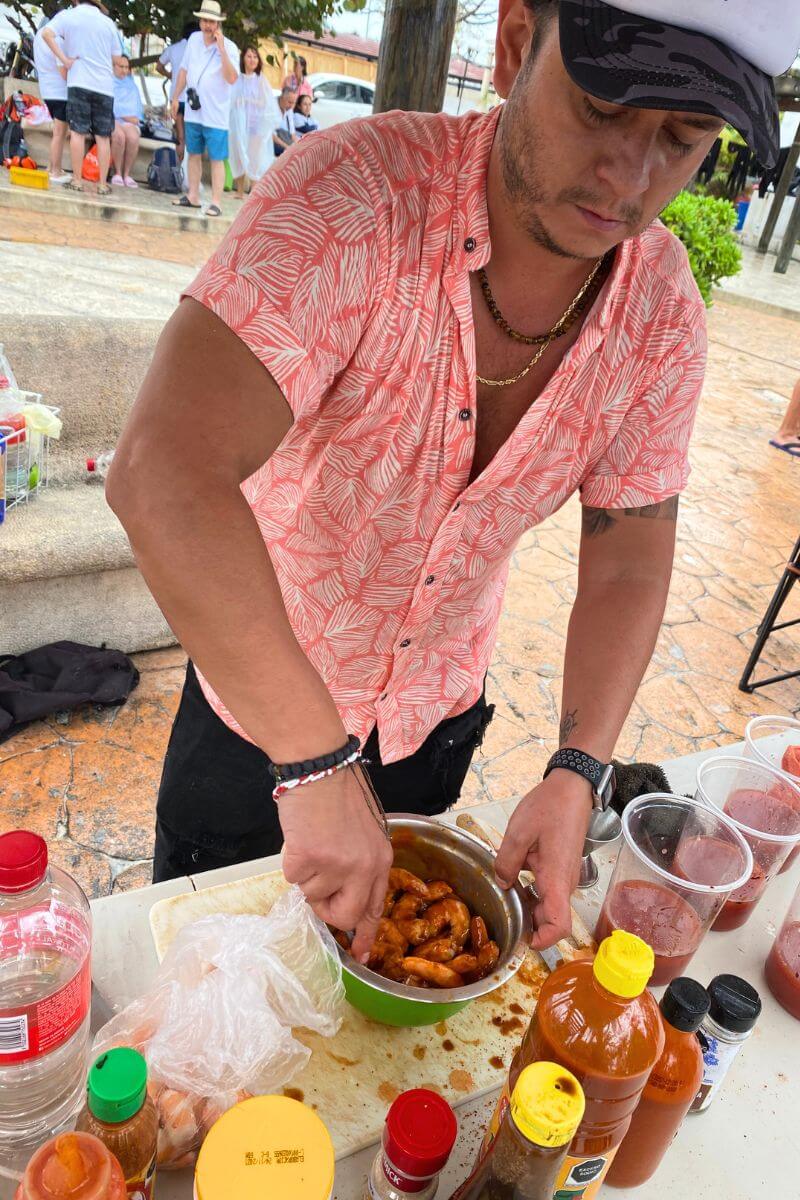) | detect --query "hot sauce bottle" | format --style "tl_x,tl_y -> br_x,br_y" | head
605,977 -> 710,1188
479,932 -> 664,1199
